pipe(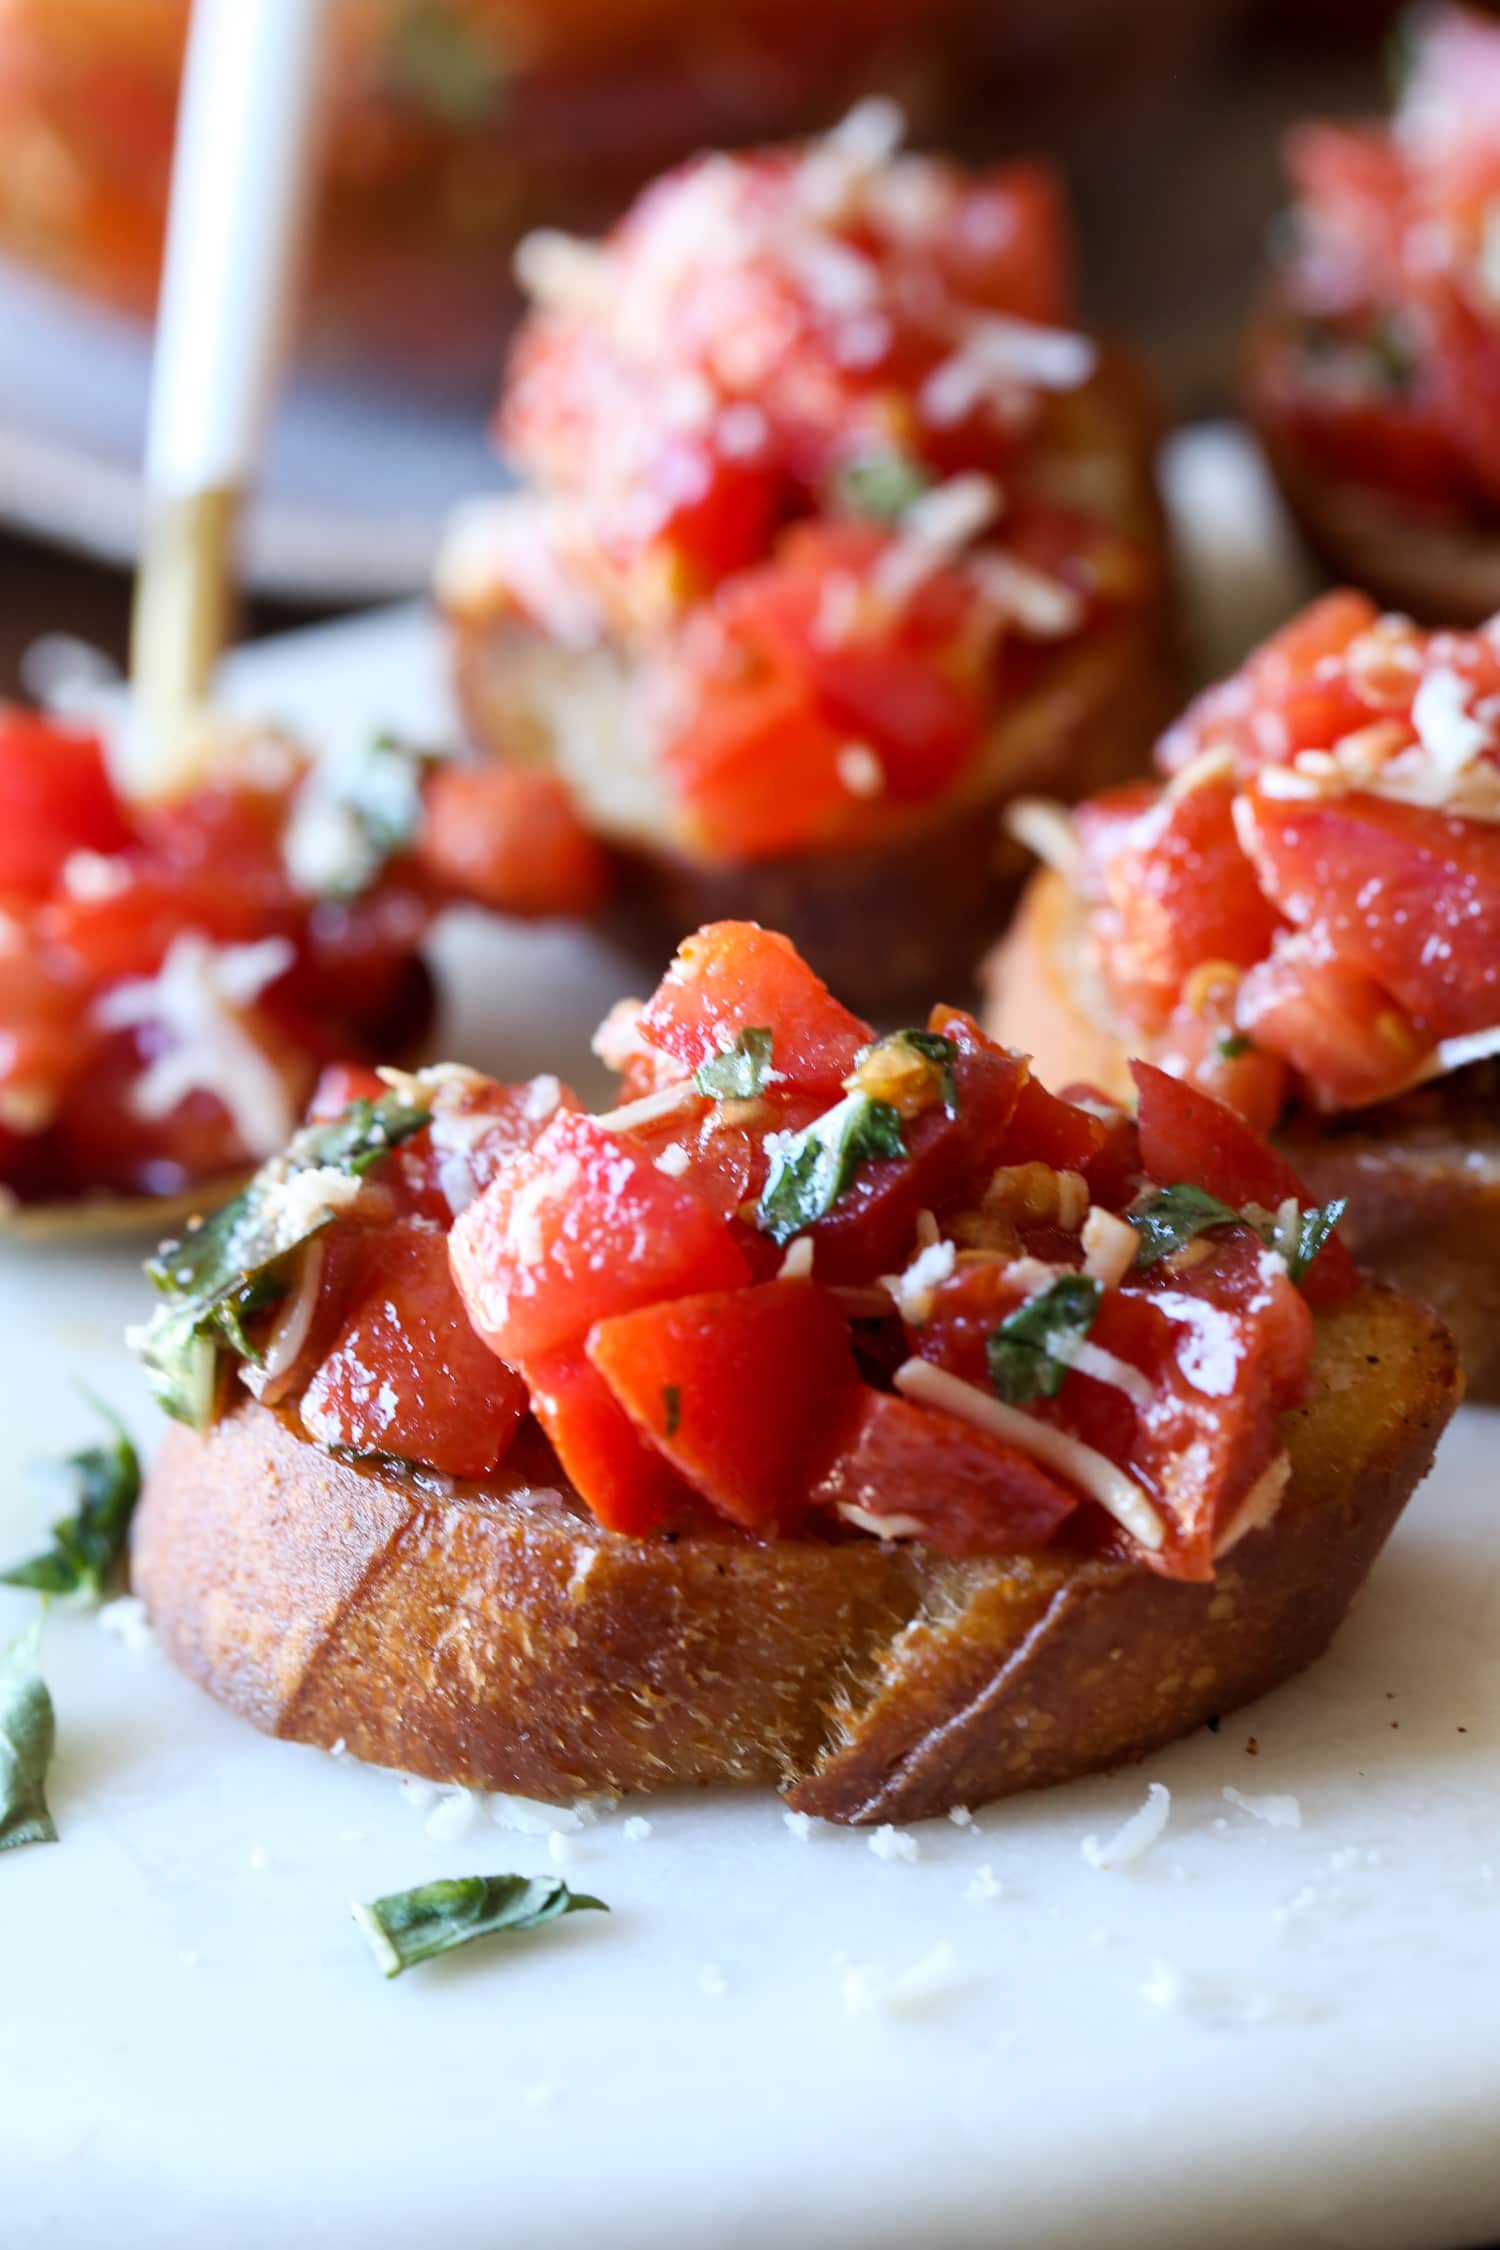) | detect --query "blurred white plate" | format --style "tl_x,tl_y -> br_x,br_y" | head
0,258 -> 504,600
